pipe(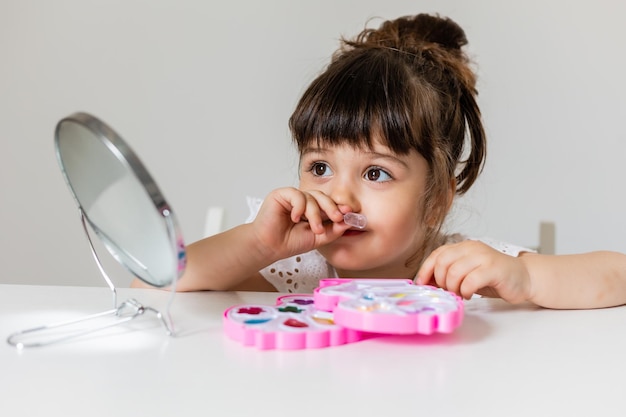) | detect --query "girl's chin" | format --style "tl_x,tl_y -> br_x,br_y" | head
321,253 -> 376,273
